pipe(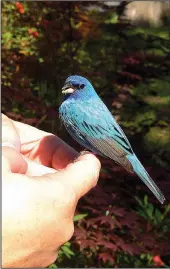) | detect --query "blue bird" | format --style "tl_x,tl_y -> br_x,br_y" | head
59,75 -> 165,204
